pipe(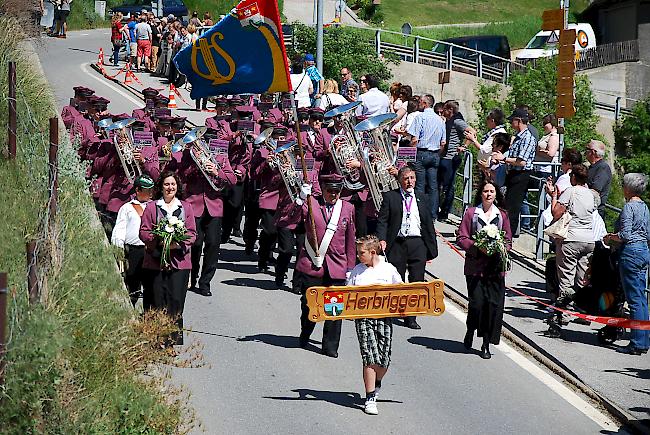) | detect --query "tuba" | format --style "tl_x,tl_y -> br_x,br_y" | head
273,140 -> 302,202
107,117 -> 142,184
324,101 -> 365,191
180,127 -> 223,191
254,127 -> 276,153
355,113 -> 399,210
